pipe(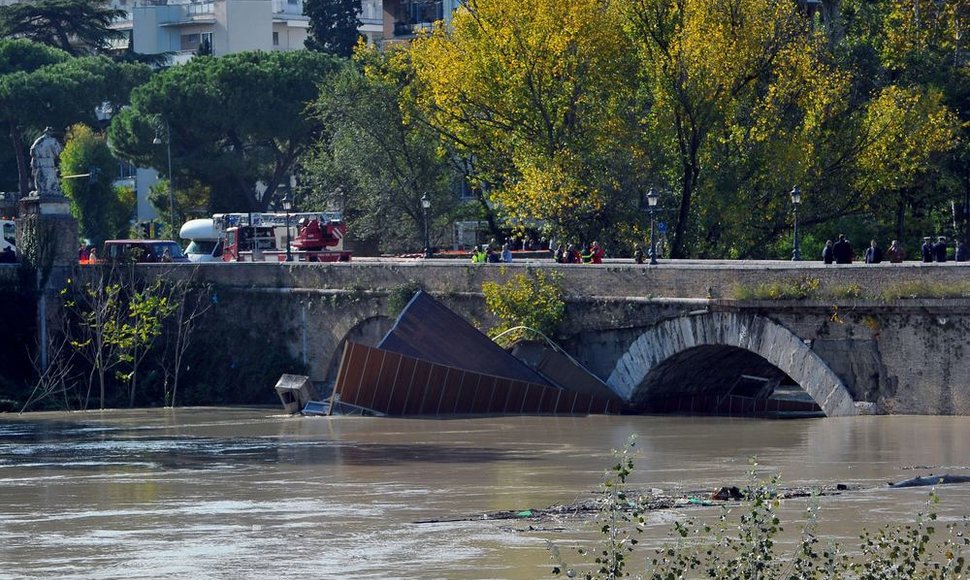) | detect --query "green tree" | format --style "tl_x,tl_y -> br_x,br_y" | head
305,48 -> 460,253
108,51 -> 345,214
115,279 -> 178,407
0,39 -> 150,197
0,0 -> 126,56
60,124 -> 134,247
303,0 -> 361,58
